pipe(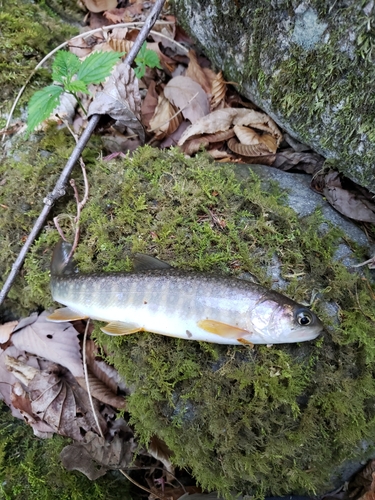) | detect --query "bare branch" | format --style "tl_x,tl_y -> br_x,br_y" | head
0,0 -> 166,307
